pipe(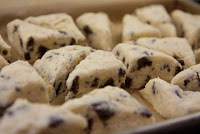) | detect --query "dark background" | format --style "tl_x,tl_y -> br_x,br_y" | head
193,0 -> 200,3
